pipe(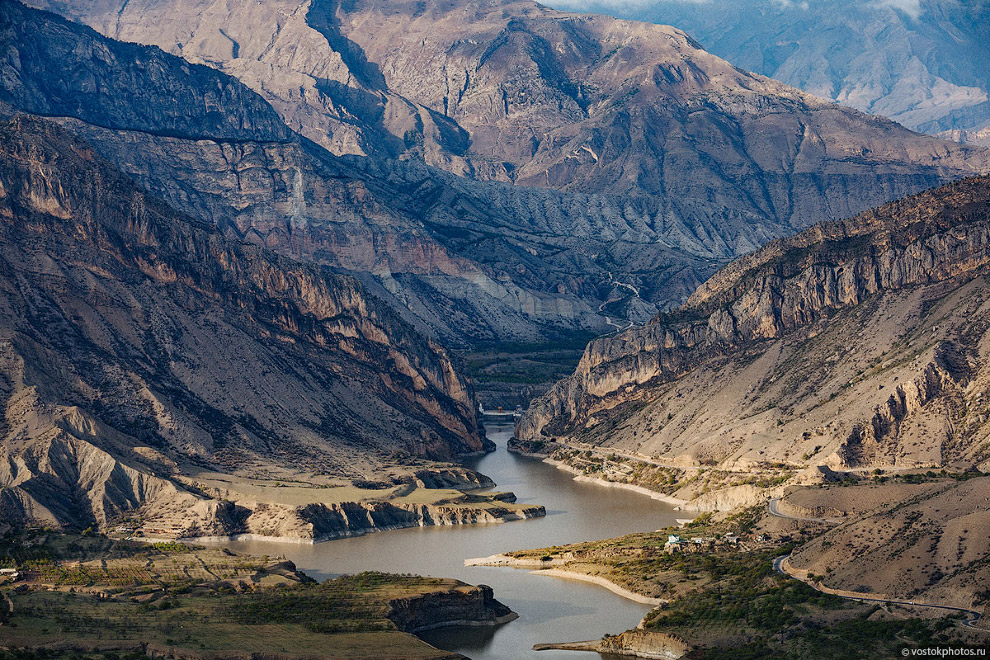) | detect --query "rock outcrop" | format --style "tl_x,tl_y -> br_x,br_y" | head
599,631 -> 691,660
0,114 -> 487,531
518,176 -> 990,497
534,631 -> 690,659
152,497 -> 545,543
387,583 -> 518,633
22,0 -> 990,337
224,498 -> 545,543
